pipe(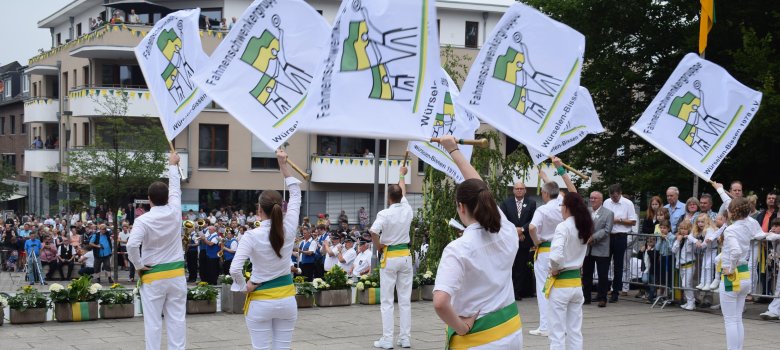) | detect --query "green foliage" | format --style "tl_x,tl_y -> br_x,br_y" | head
0,160 -> 18,201
187,282 -> 218,301
294,278 -> 317,297
98,283 -> 135,305
314,265 -> 350,291
441,45 -> 471,88
218,274 -> 234,285
48,275 -> 101,304
417,269 -> 435,286
8,286 -> 49,311
356,268 -> 380,291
